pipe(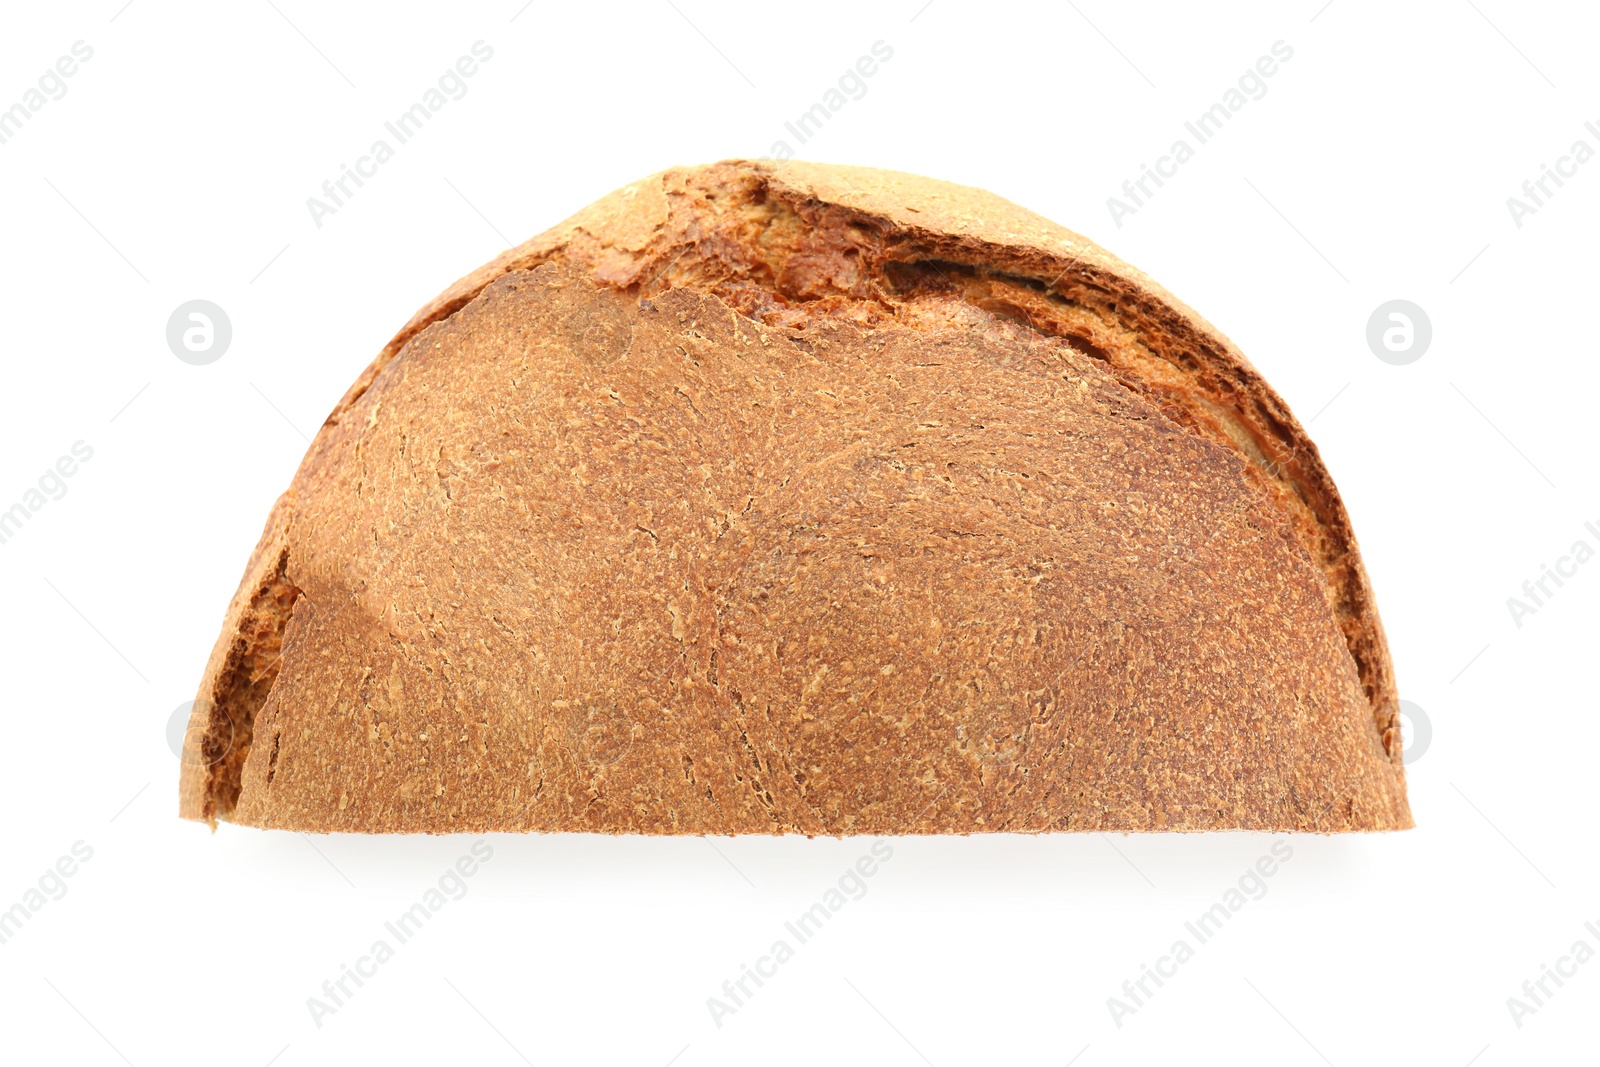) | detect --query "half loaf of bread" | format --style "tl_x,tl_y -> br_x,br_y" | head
180,160 -> 1411,834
